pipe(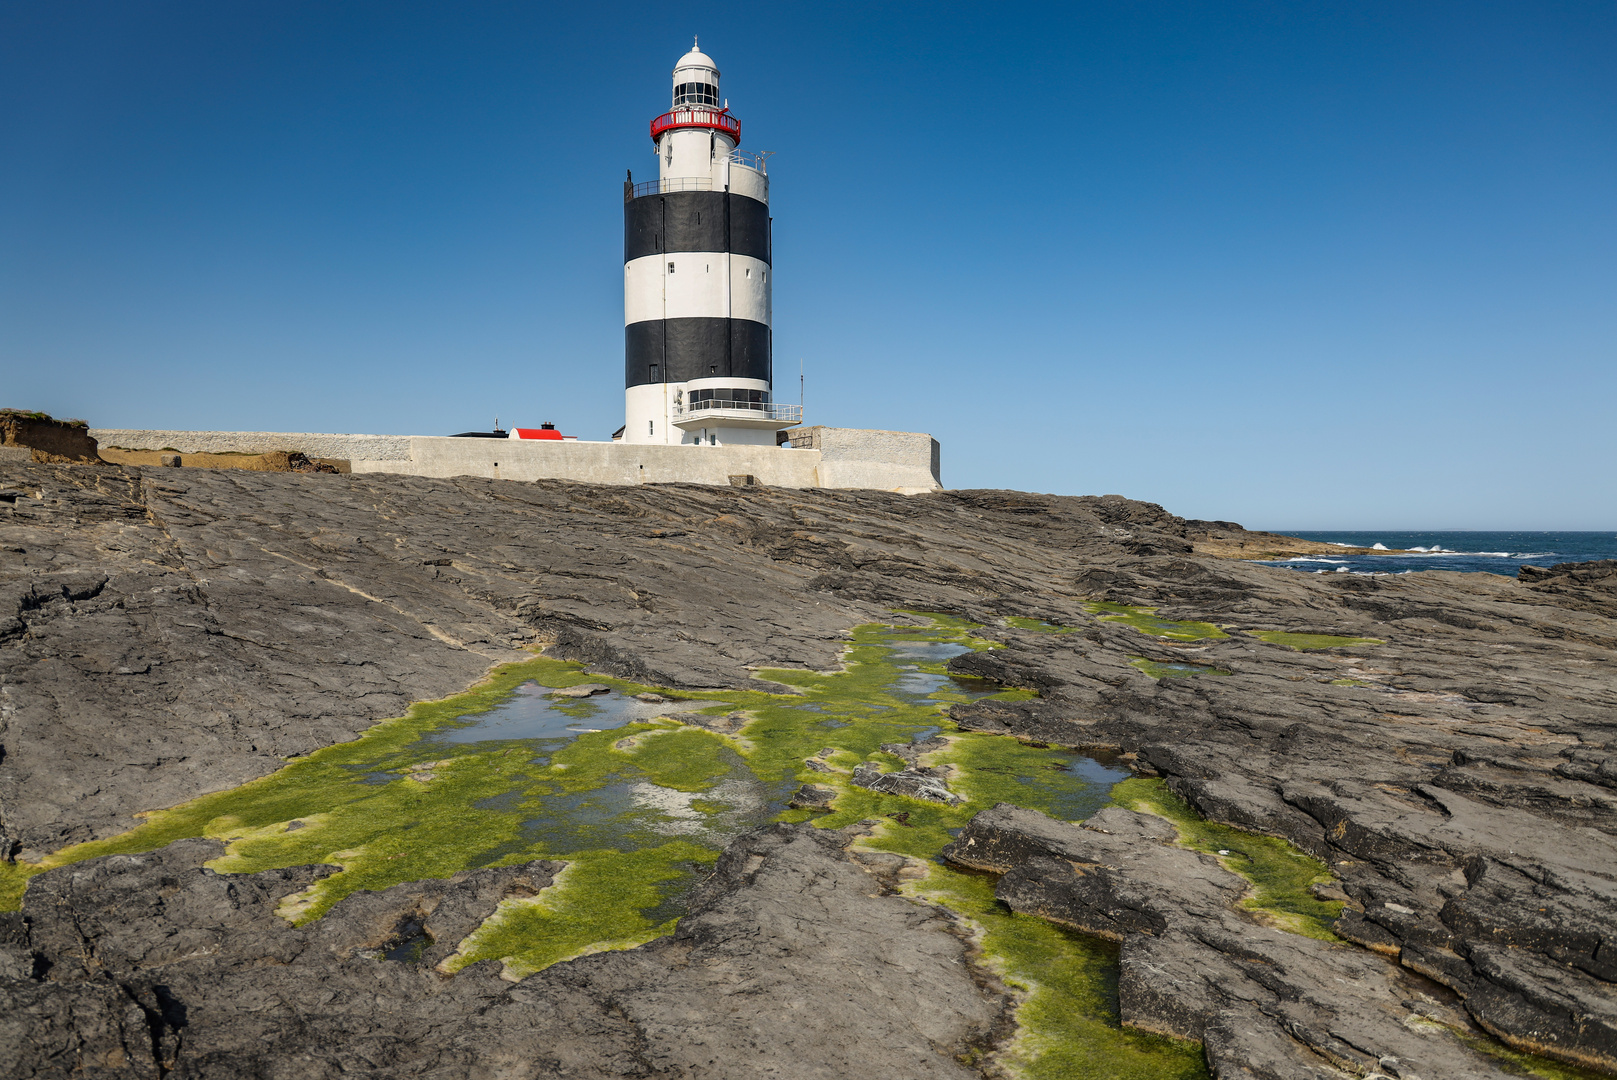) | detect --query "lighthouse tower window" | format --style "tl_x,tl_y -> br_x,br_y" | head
689,387 -> 769,411
674,82 -> 719,106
